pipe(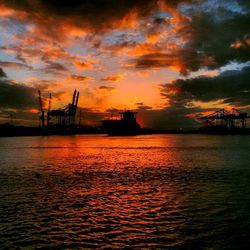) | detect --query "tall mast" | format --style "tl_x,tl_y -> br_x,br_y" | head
47,93 -> 52,127
38,90 -> 45,128
72,89 -> 76,106
75,91 -> 80,113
